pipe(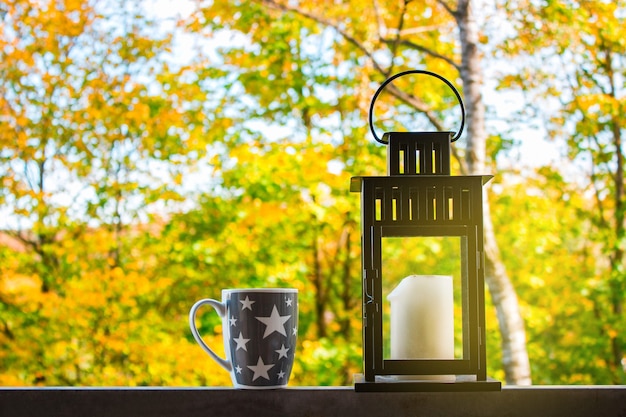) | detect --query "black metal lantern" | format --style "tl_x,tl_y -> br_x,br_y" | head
351,70 -> 501,392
